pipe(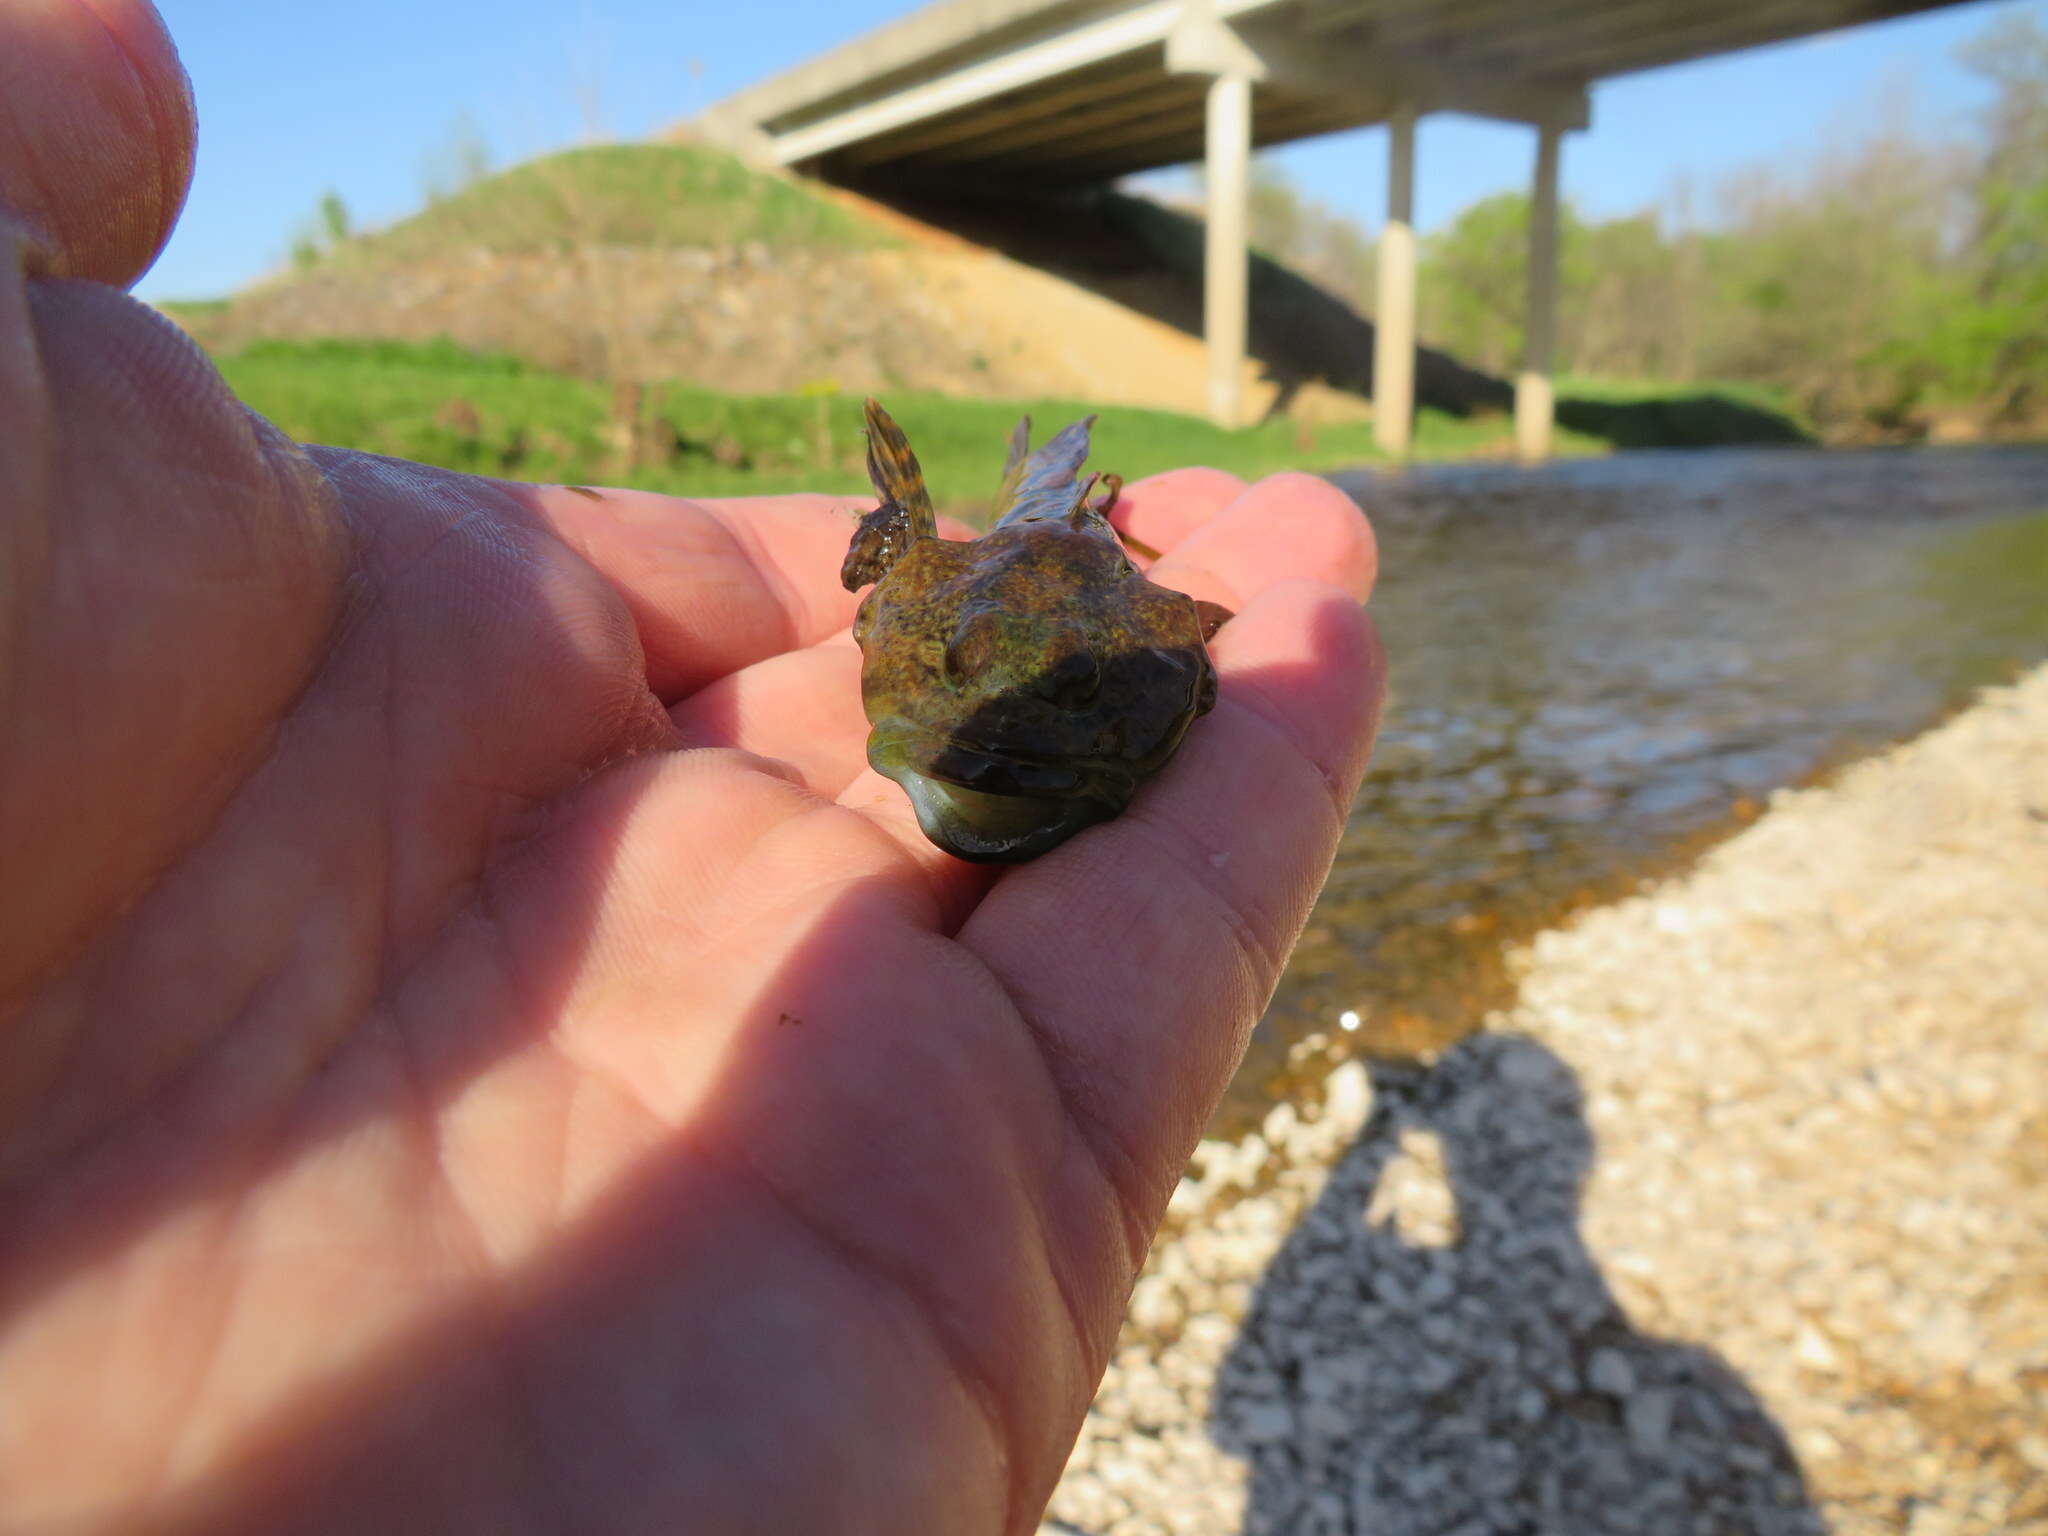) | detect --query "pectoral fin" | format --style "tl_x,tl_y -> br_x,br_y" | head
989,414 -> 1032,516
843,398 -> 938,590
